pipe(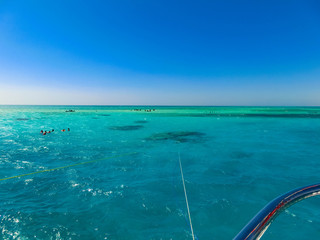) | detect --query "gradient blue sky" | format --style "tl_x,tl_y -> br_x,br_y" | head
0,0 -> 319,105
